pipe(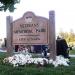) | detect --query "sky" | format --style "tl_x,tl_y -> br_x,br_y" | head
0,0 -> 75,38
